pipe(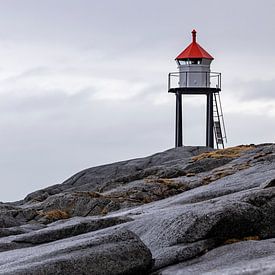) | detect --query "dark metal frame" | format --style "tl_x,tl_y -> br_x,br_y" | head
168,71 -> 222,148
